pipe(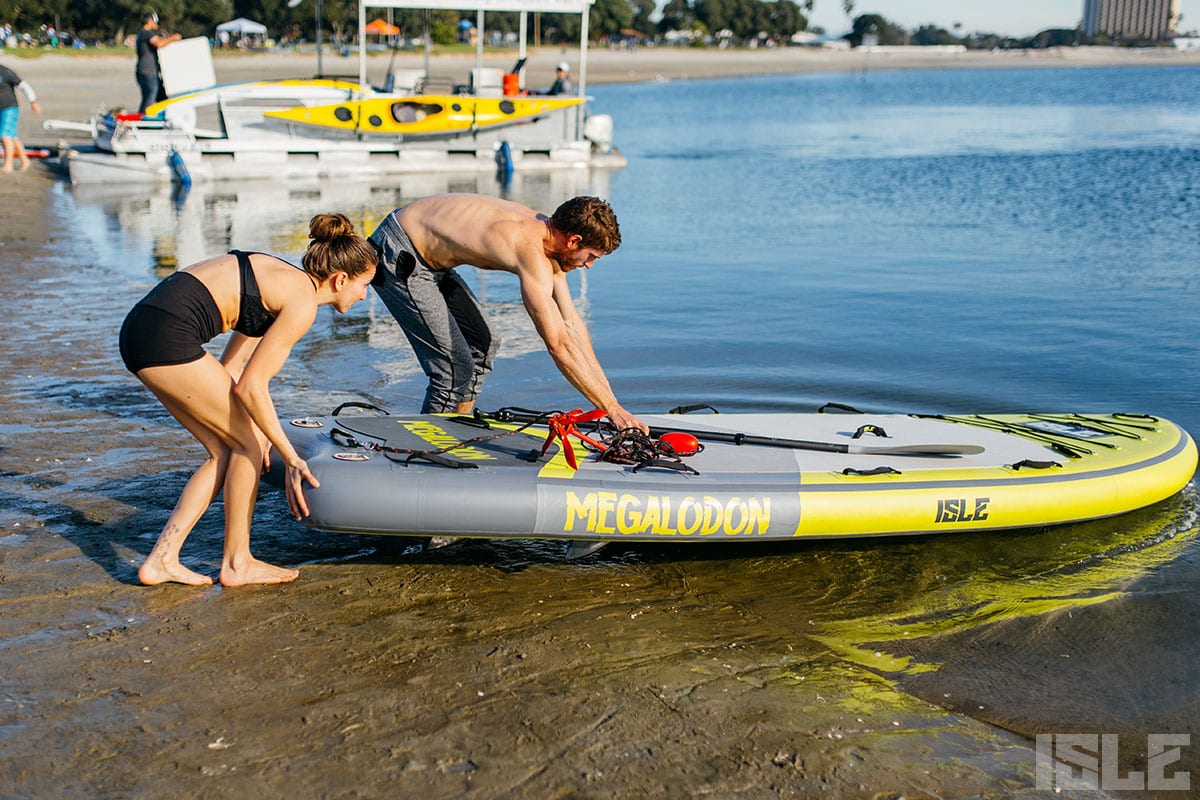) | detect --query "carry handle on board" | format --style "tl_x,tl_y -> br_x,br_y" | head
481,409 -> 983,458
